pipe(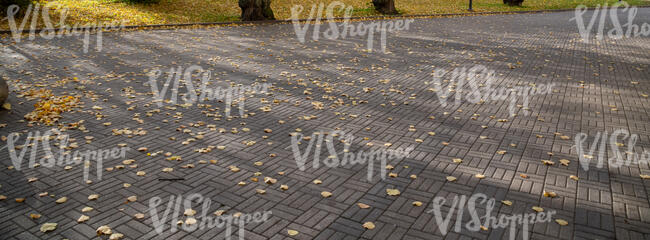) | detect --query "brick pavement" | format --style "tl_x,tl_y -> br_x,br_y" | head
0,8 -> 649,240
